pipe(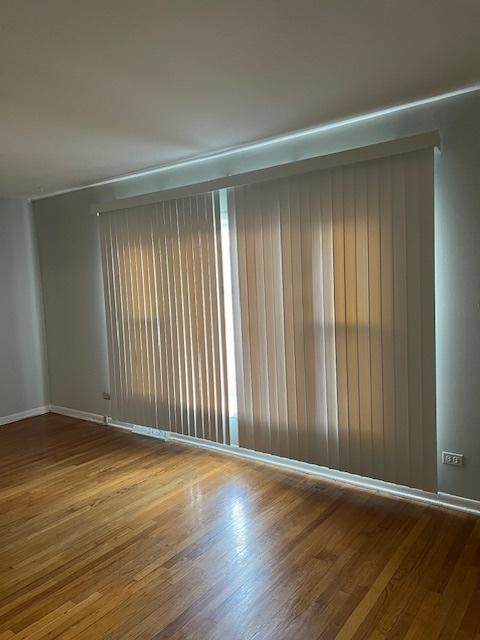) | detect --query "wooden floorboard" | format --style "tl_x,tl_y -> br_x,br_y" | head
0,413 -> 479,639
